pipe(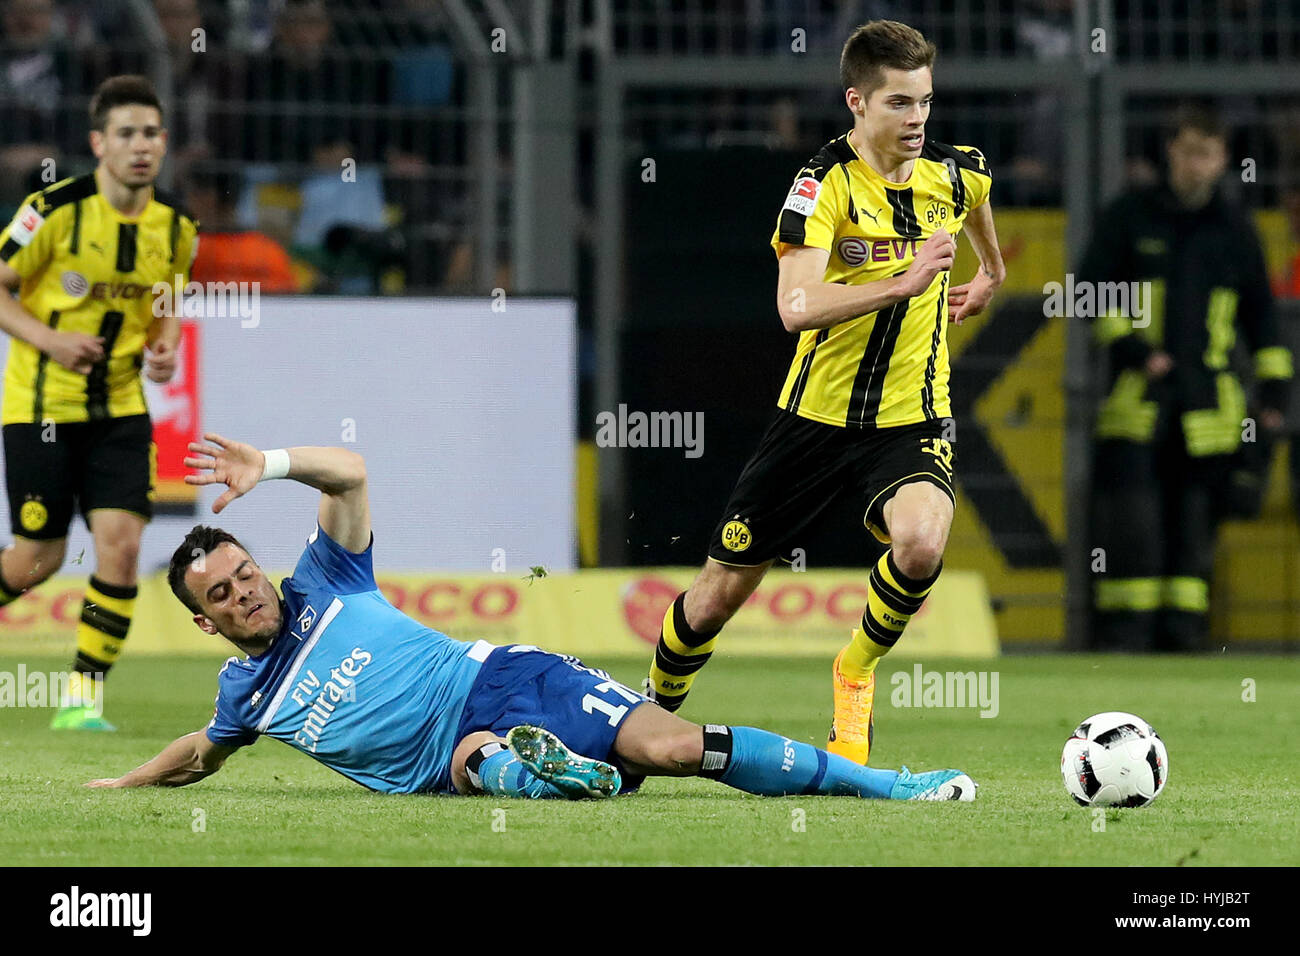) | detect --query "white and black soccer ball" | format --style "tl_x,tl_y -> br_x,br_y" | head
1061,711 -> 1168,808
